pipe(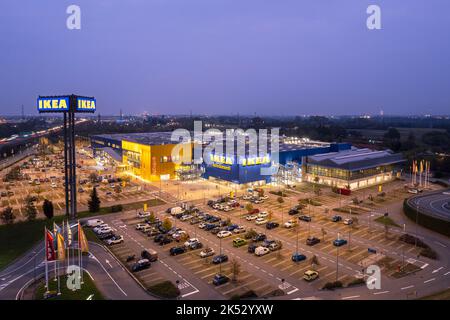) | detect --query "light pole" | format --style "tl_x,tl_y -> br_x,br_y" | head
219,236 -> 222,274
336,244 -> 340,282
415,199 -> 420,250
